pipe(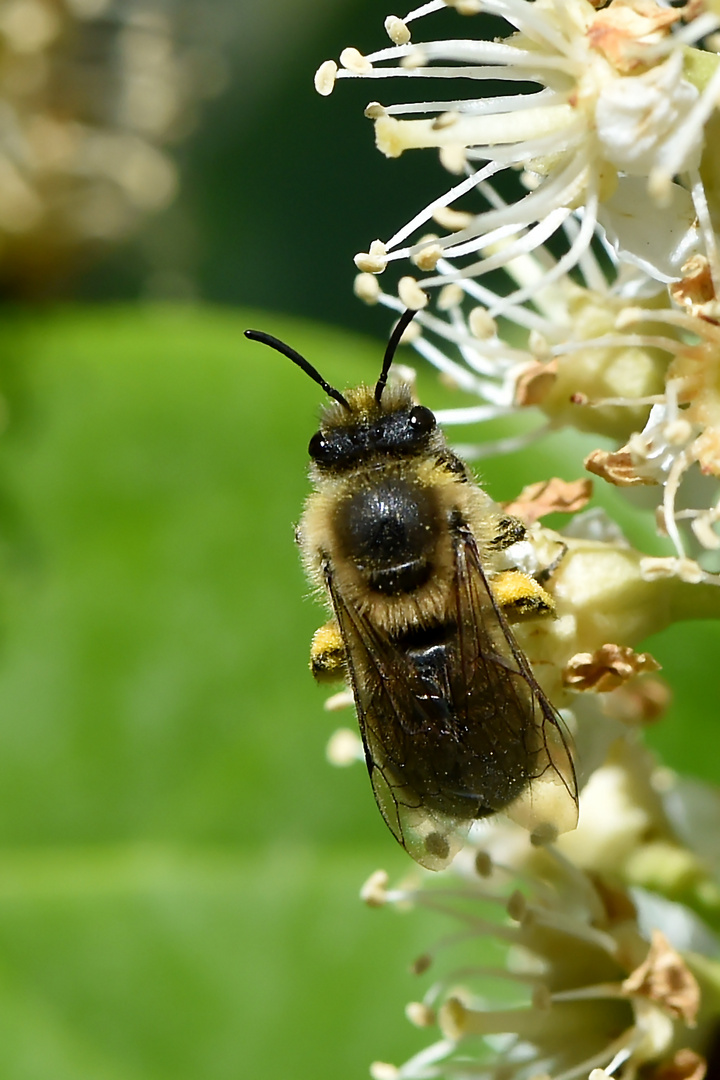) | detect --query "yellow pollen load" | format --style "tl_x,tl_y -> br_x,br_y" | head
492,569 -> 555,617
